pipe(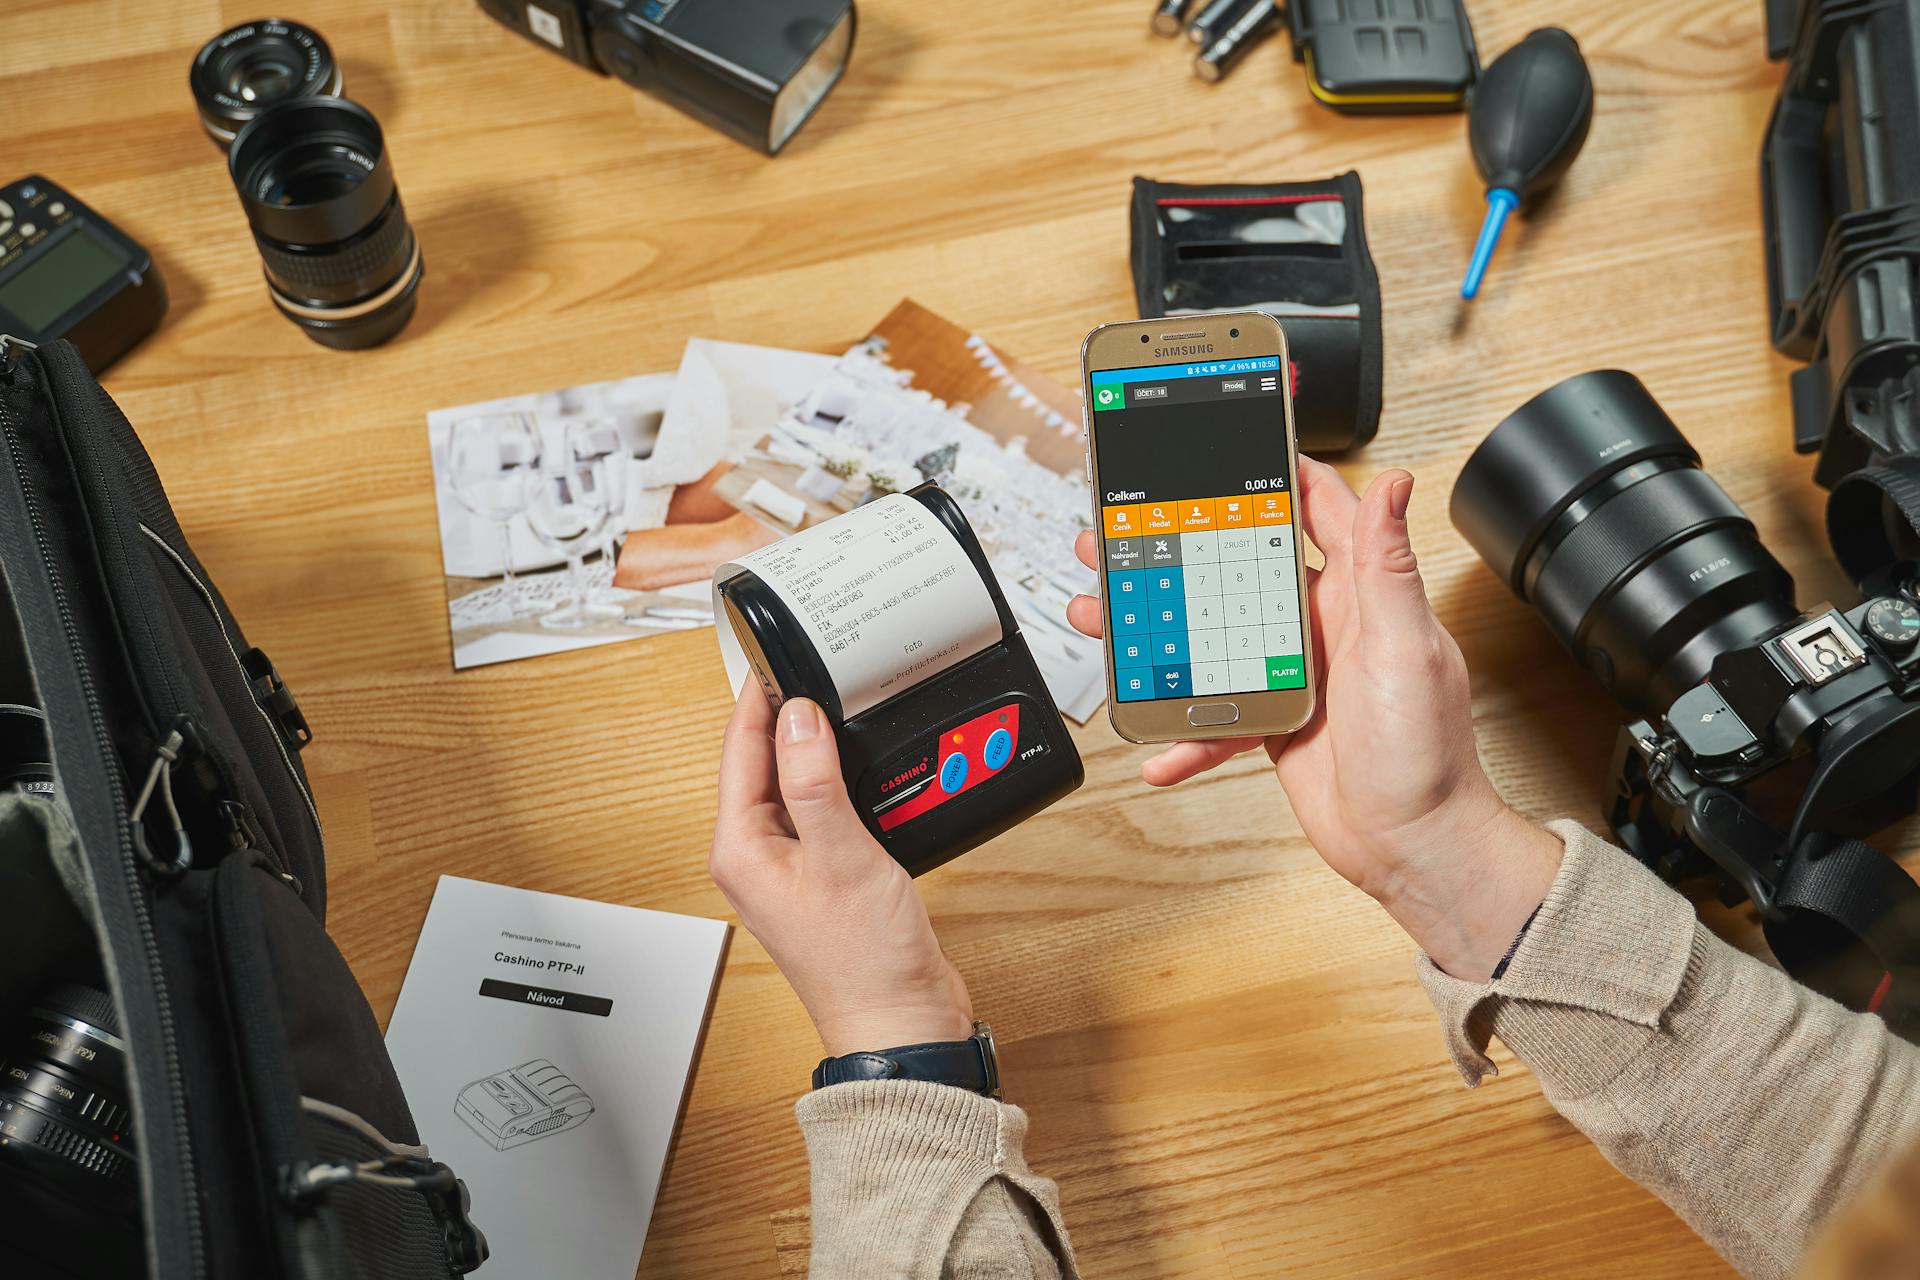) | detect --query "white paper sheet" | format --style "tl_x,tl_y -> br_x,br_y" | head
385,877 -> 726,1279
714,494 -> 1004,718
